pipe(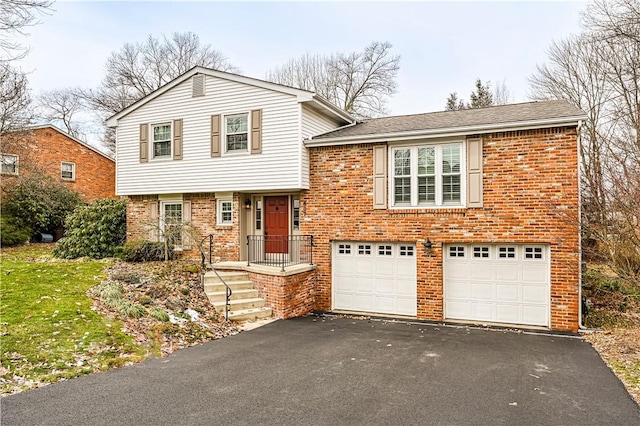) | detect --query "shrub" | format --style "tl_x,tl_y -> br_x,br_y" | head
0,215 -> 31,246
1,172 -> 82,235
119,240 -> 173,262
53,199 -> 126,259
